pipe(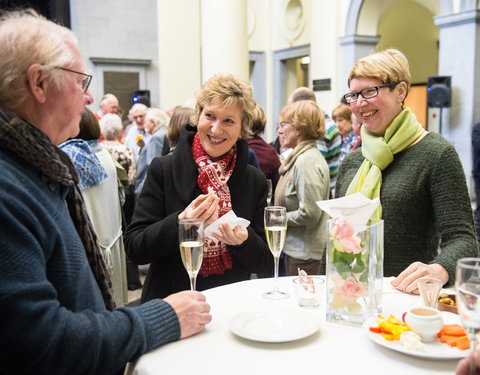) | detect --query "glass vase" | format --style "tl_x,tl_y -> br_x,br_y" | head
326,218 -> 384,326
